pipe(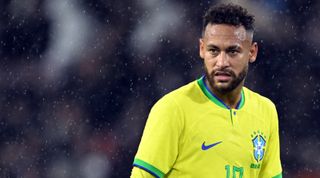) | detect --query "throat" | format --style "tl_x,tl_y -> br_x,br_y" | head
205,79 -> 243,109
